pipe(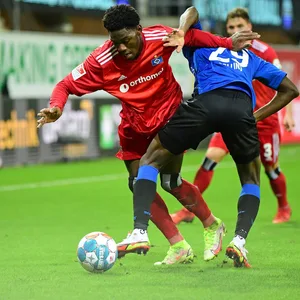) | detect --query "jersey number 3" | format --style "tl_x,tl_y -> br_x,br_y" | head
209,48 -> 249,67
